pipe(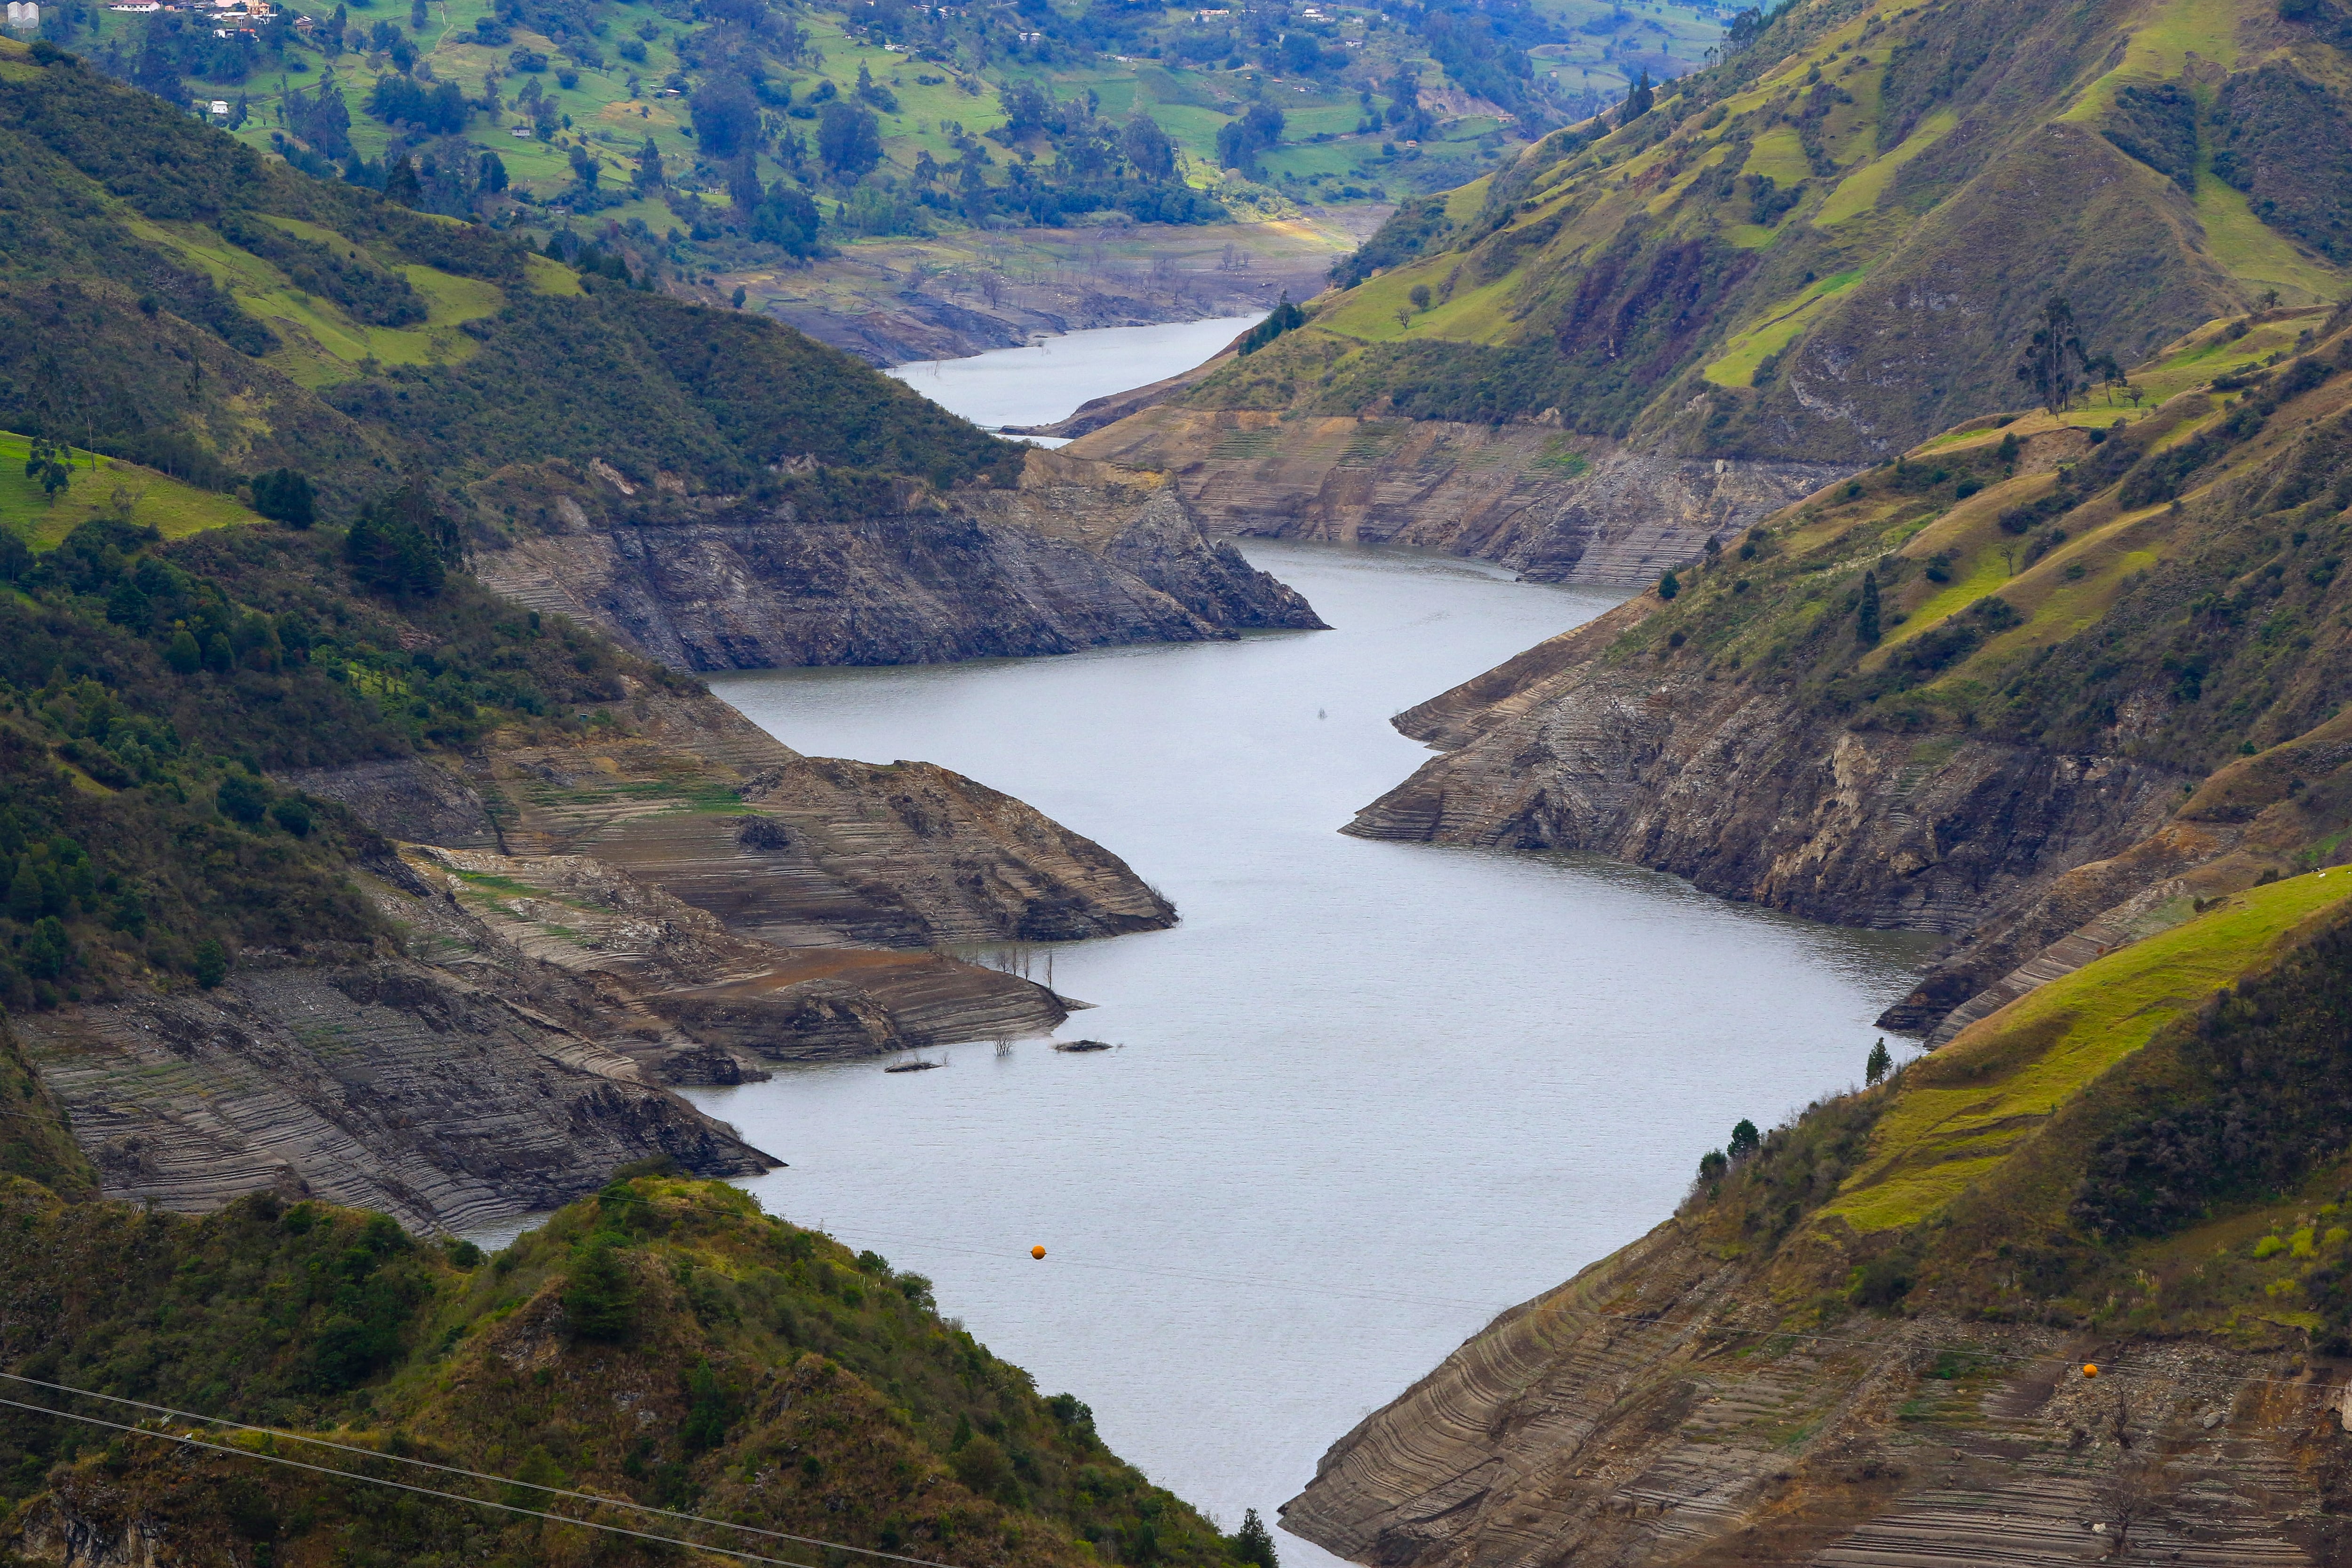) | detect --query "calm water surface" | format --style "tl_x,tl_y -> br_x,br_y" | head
883,314 -> 1263,432
691,542 -> 1932,1562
